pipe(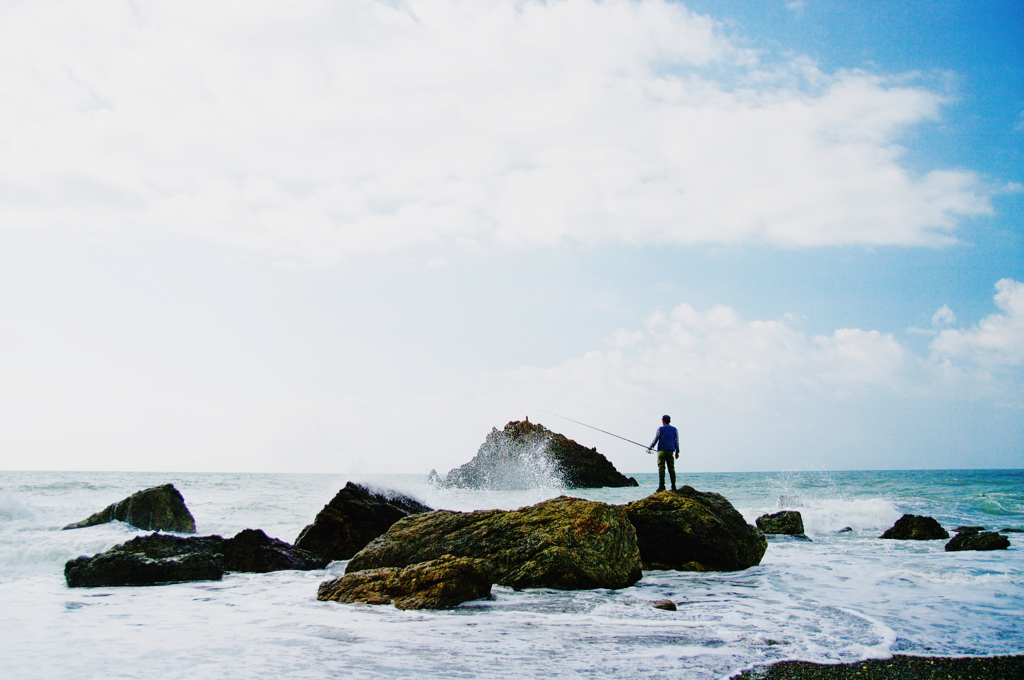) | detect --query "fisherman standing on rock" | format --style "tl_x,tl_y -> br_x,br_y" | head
647,415 -> 679,492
